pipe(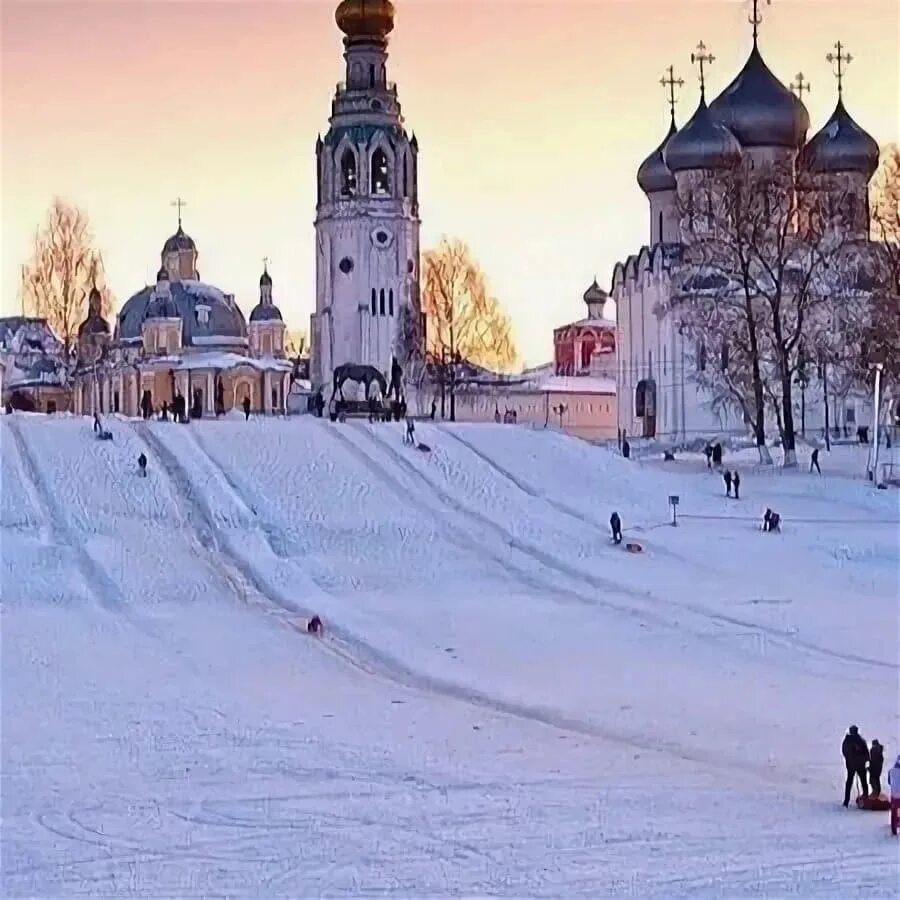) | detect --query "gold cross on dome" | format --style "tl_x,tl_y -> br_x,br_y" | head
826,41 -> 853,97
660,65 -> 684,124
171,196 -> 187,227
790,72 -> 811,100
691,41 -> 715,99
